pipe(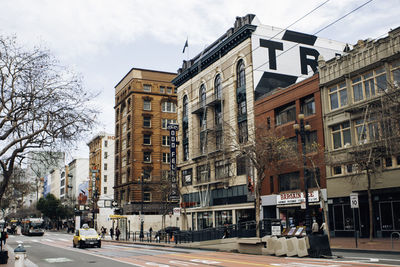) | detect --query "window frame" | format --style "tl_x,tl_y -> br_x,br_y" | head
143,152 -> 151,163
143,99 -> 151,111
143,116 -> 151,128
143,134 -> 151,145
143,84 -> 152,92
331,121 -> 351,149
351,67 -> 387,103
